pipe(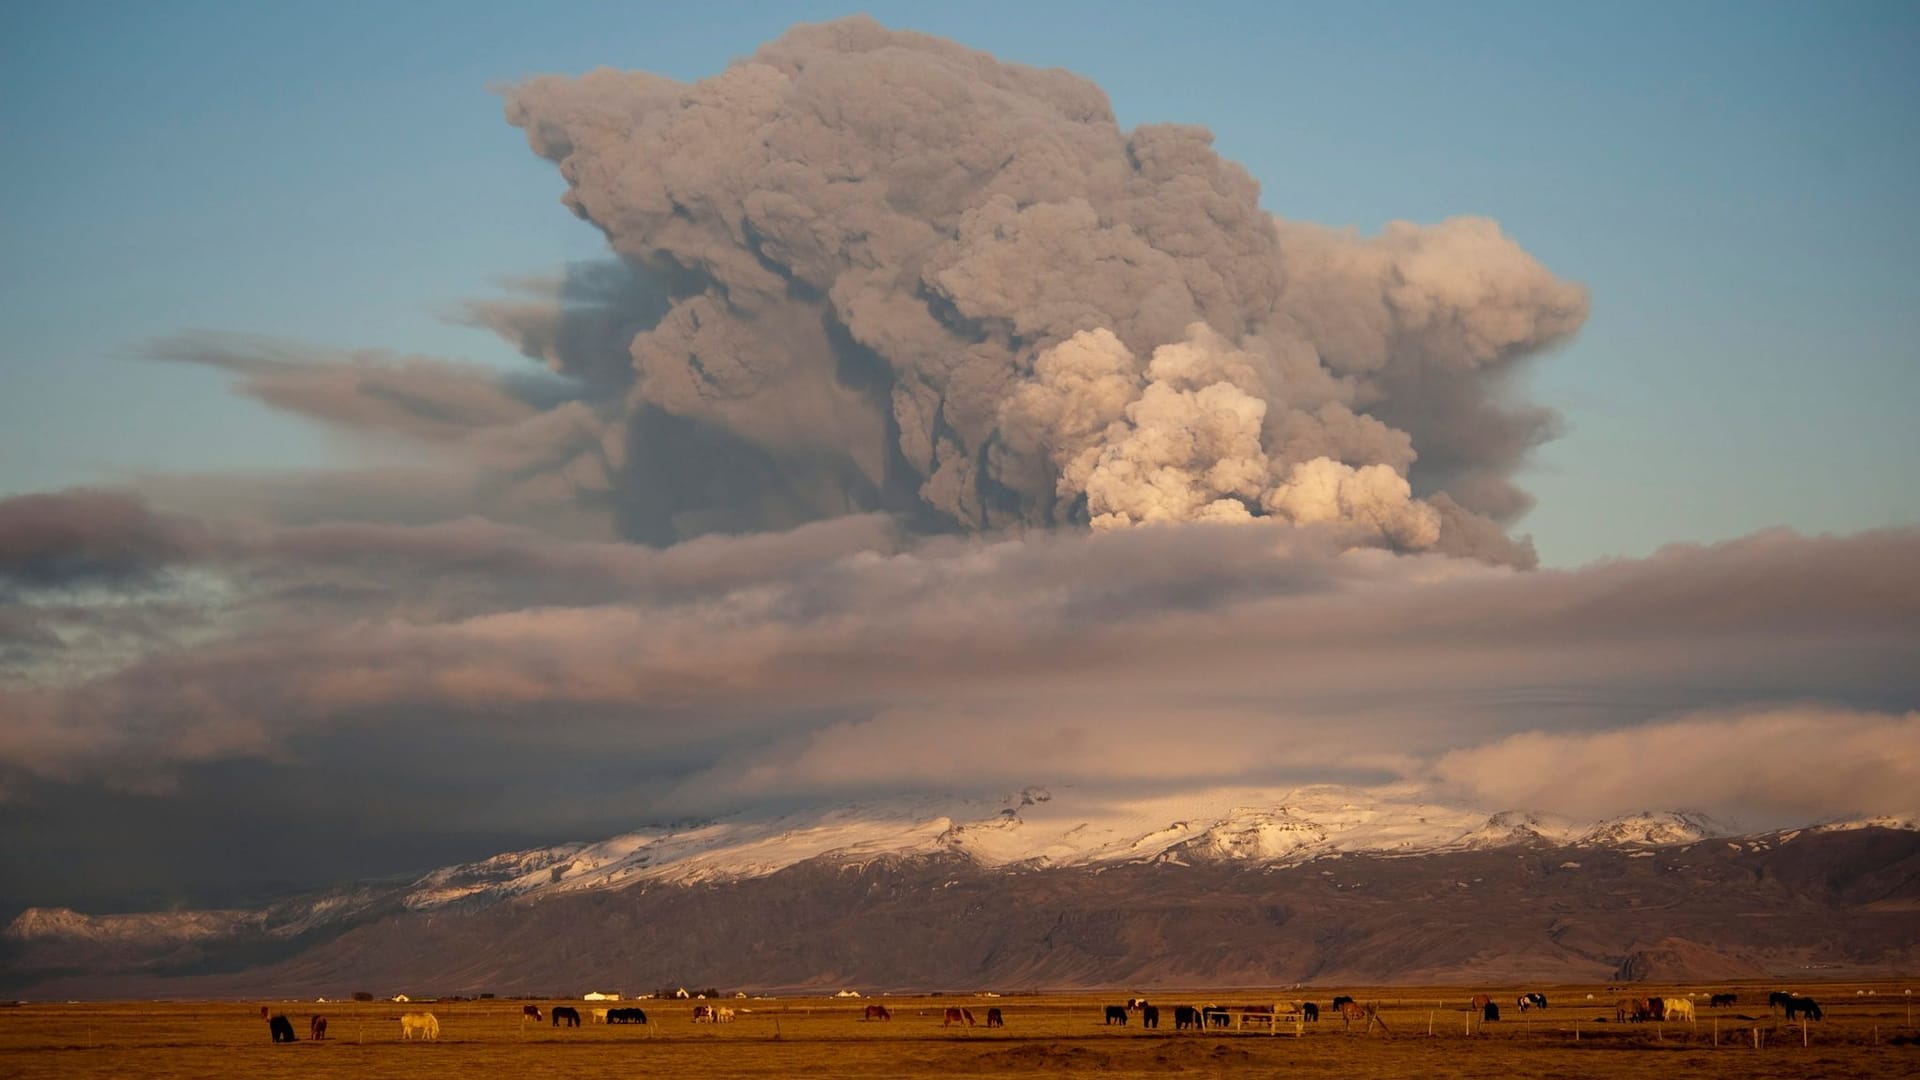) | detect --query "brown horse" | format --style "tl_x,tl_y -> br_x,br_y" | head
1616,997 -> 1655,1023
943,1007 -> 975,1026
309,1015 -> 327,1040
522,1004 -> 543,1022
864,1004 -> 892,1021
